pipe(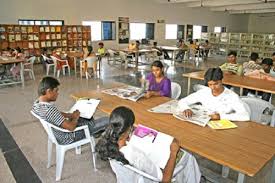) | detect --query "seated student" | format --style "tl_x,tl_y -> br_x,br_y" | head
32,77 -> 109,145
201,40 -> 211,58
144,60 -> 171,98
14,47 -> 25,59
178,68 -> 250,121
152,41 -> 170,59
220,51 -> 243,76
175,39 -> 188,61
83,46 -> 97,76
245,58 -> 275,101
243,52 -> 262,74
188,40 -> 199,55
128,40 -> 140,51
96,106 -> 201,183
97,42 -> 106,56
